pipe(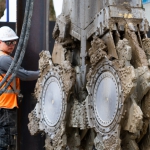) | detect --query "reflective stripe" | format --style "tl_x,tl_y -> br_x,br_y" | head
4,90 -> 14,94
3,79 -> 20,94
3,89 -> 19,94
15,90 -> 20,95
